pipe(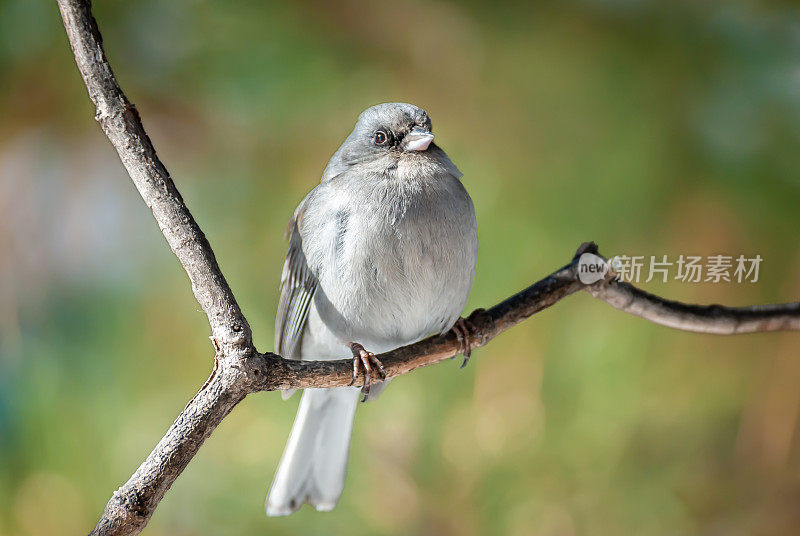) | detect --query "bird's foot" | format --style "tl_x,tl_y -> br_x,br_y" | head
348,342 -> 386,402
451,309 -> 486,369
